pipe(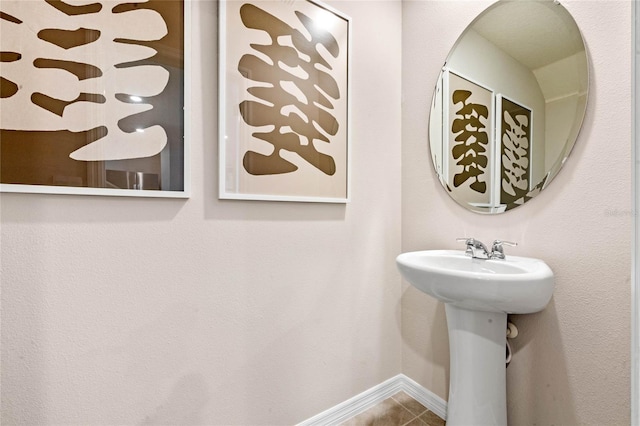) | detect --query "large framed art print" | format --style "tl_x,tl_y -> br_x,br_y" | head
0,0 -> 190,197
219,0 -> 351,203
